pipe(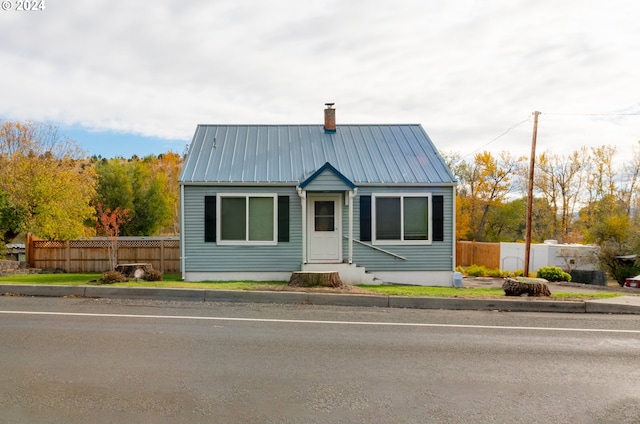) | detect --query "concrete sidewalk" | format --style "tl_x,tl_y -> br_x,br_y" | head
1,283 -> 640,315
